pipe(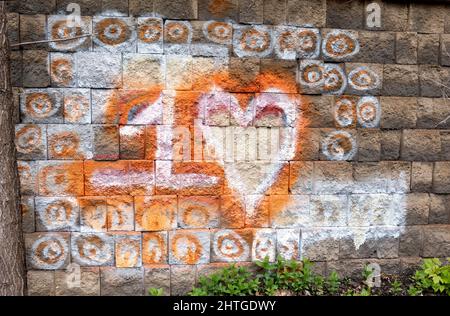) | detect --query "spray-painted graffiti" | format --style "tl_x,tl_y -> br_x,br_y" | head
19,10 -> 422,275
